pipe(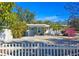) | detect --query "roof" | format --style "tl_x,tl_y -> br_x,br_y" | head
27,24 -> 50,27
61,25 -> 68,27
